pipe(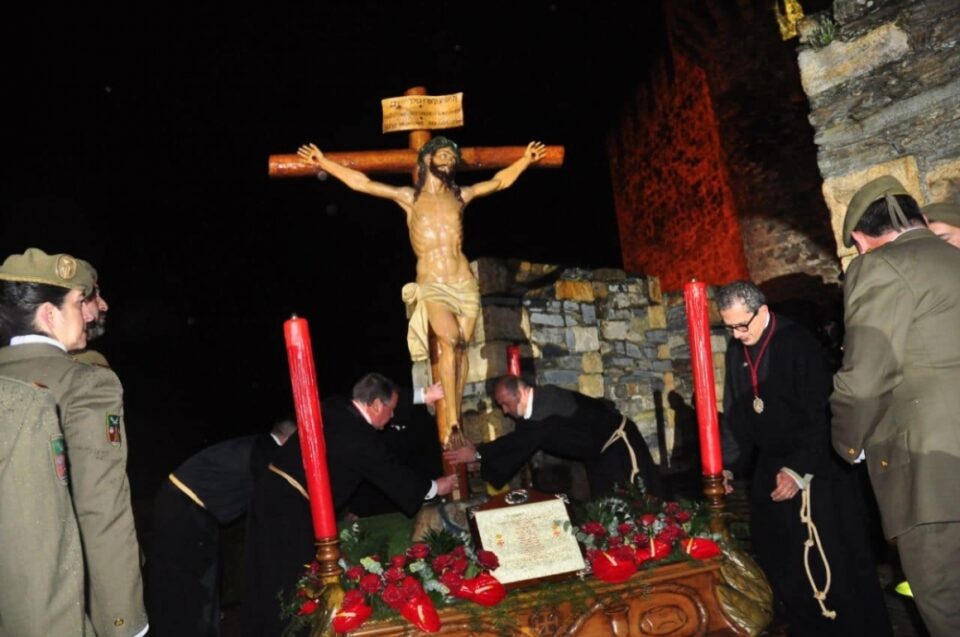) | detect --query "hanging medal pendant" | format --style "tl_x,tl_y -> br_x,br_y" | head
753,396 -> 764,414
